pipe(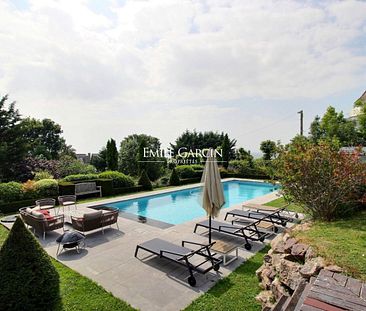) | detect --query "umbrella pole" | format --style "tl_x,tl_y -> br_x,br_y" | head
209,215 -> 212,244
